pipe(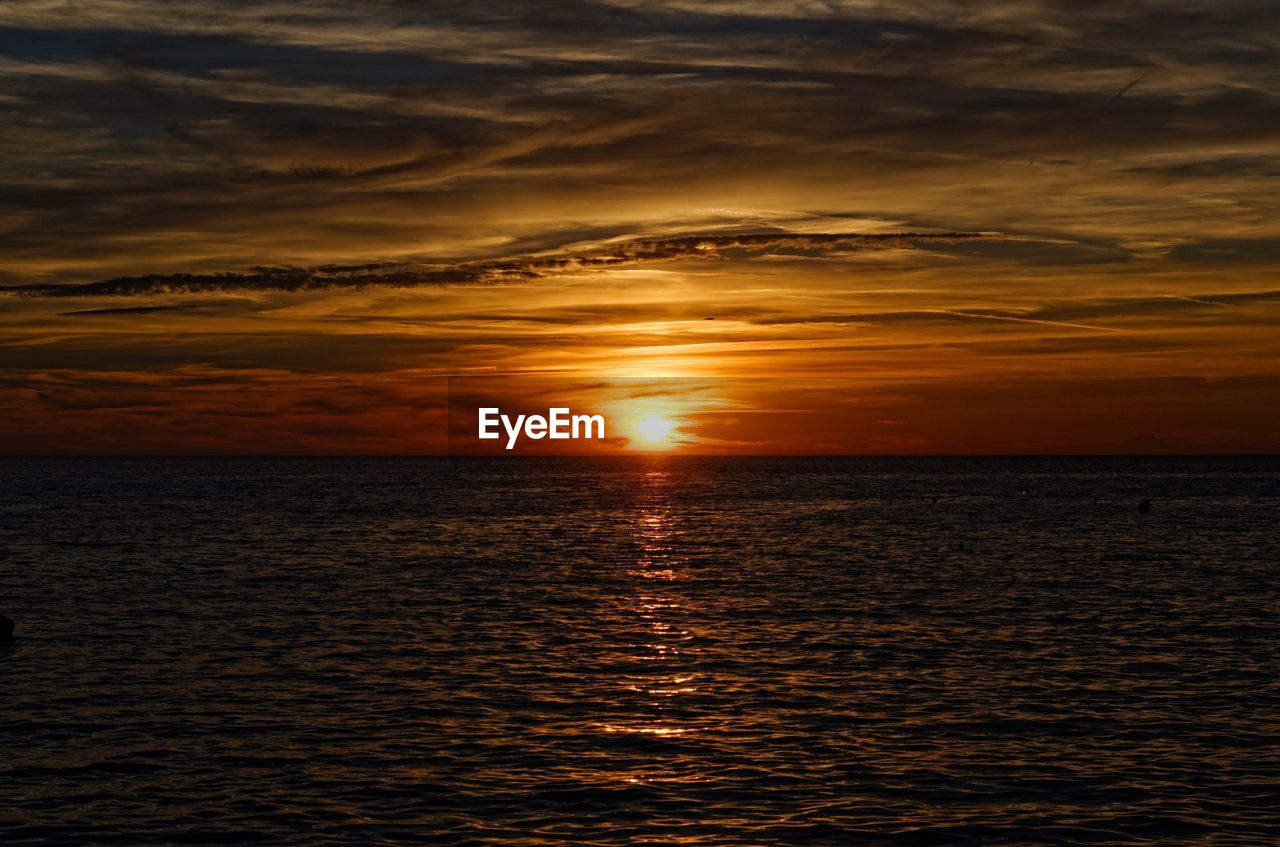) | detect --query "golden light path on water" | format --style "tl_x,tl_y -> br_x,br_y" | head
599,466 -> 703,758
